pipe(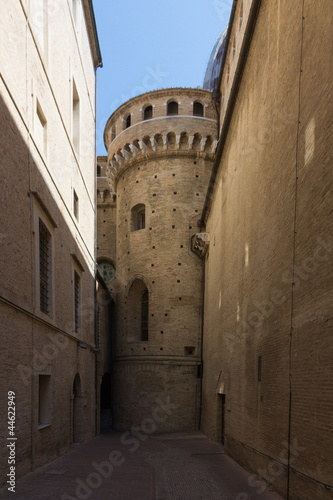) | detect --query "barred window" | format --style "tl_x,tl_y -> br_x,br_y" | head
39,219 -> 51,315
74,270 -> 80,333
